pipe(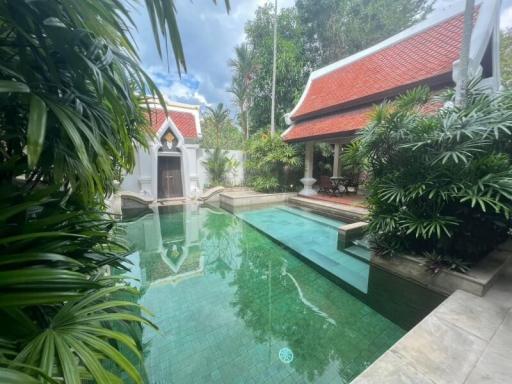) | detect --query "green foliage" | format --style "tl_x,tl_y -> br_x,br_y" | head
236,0 -> 432,135
340,140 -> 366,186
244,5 -> 309,133
501,28 -> 512,88
0,0 -> 229,382
228,44 -> 257,139
423,252 -> 470,275
296,0 -> 432,66
201,105 -> 244,150
245,133 -> 301,192
361,82 -> 512,263
203,147 -> 236,186
0,188 -> 153,382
